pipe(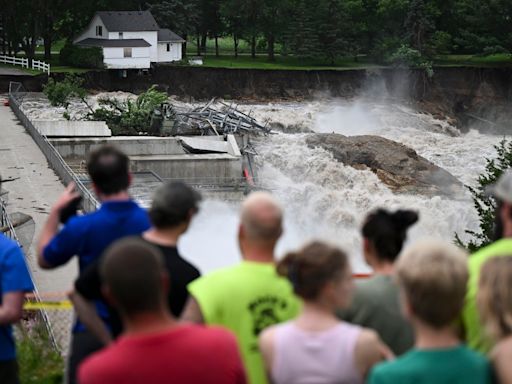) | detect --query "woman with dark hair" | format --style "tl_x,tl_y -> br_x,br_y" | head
341,208 -> 419,355
259,241 -> 389,384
